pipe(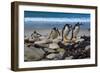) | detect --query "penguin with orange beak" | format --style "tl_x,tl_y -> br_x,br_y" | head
62,24 -> 72,43
48,27 -> 60,40
71,22 -> 83,42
